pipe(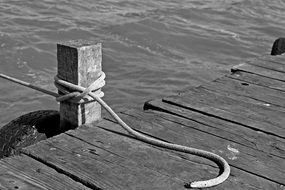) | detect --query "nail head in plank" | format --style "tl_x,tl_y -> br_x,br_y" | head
229,71 -> 285,92
114,109 -> 285,186
144,98 -> 285,158
163,87 -> 285,138
84,119 -> 284,189
203,76 -> 285,108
